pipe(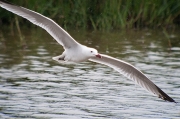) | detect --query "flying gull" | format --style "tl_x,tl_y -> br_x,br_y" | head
0,0 -> 176,103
